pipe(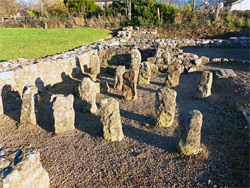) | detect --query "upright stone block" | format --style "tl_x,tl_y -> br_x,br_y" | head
80,77 -> 97,113
195,71 -> 213,99
114,65 -> 126,91
155,88 -> 177,127
178,110 -> 203,155
0,147 -> 50,188
51,94 -> 75,133
138,62 -> 151,85
100,97 -> 124,142
130,48 -> 141,83
89,51 -> 100,81
165,65 -> 182,88
20,86 -> 38,125
122,71 -> 137,101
